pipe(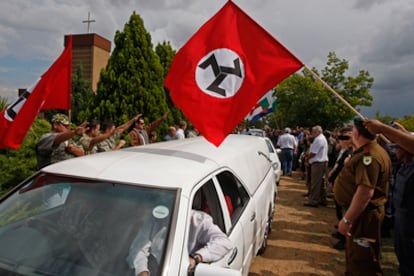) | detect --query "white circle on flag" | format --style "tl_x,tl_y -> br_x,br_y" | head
195,48 -> 244,99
